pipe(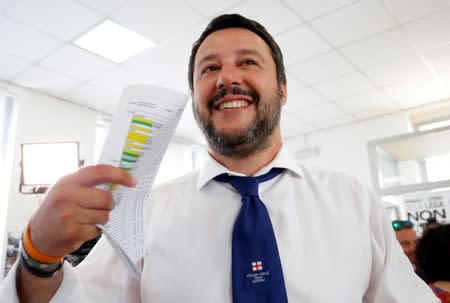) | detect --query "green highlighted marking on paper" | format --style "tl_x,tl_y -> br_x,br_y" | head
110,114 -> 153,191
